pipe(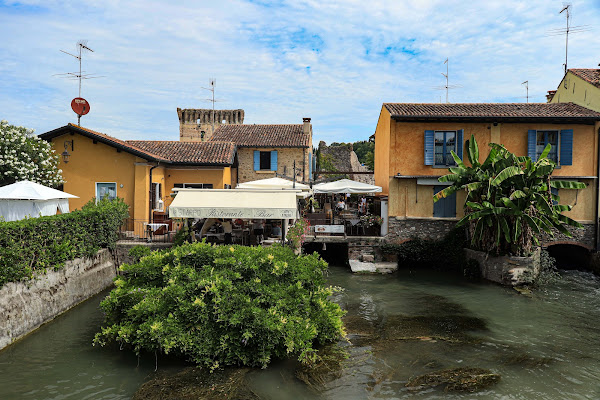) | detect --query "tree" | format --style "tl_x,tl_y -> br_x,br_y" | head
0,120 -> 63,187
433,135 -> 585,256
